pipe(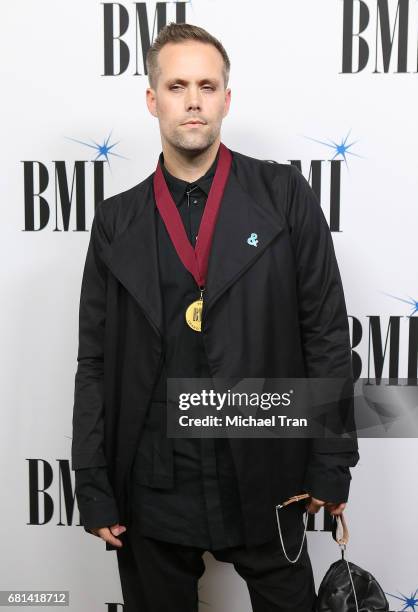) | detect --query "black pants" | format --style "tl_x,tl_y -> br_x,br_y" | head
116,508 -> 317,611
